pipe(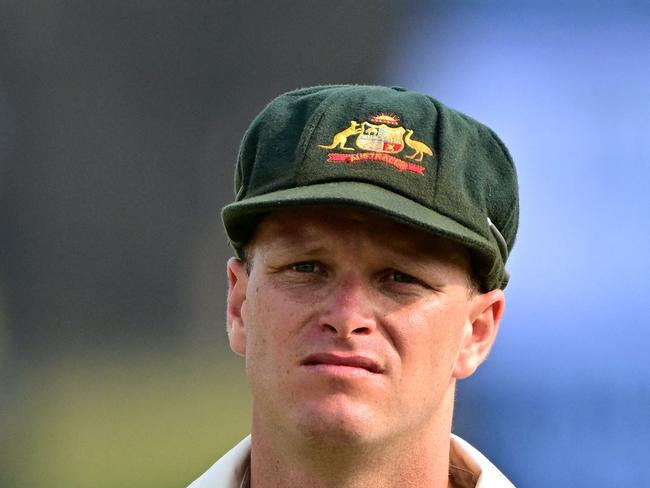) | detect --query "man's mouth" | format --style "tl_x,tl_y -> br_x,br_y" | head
301,353 -> 383,374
